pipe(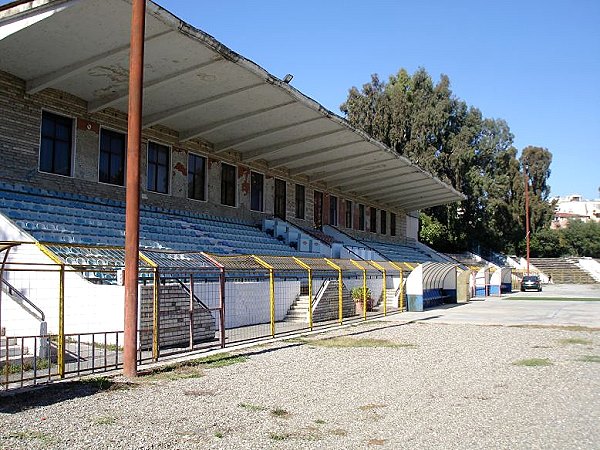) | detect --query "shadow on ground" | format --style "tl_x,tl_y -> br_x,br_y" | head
0,378 -> 136,414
